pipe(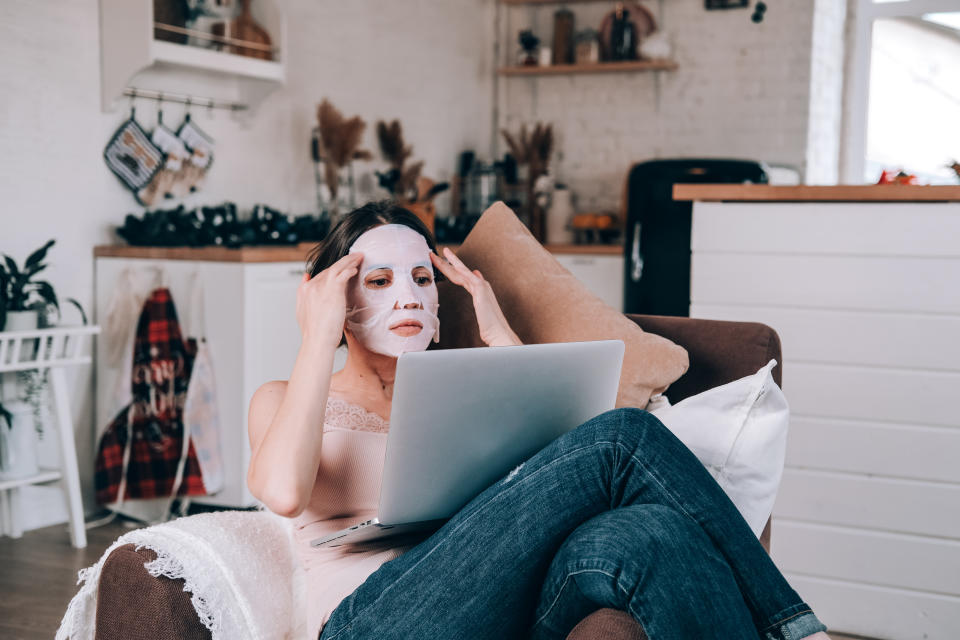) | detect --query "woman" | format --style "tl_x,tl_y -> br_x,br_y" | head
247,201 -> 831,640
